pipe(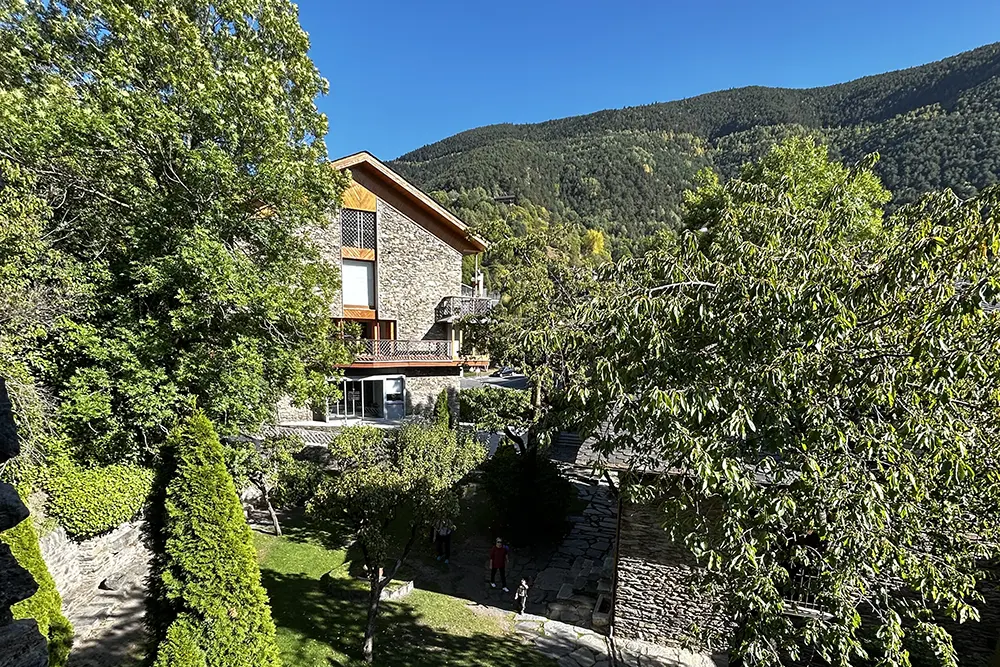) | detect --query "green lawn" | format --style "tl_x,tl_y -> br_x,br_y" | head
254,518 -> 555,667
